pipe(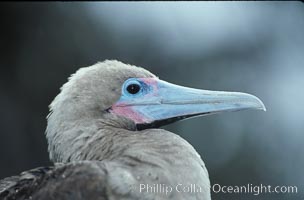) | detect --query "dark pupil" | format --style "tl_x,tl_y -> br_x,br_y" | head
127,84 -> 140,94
